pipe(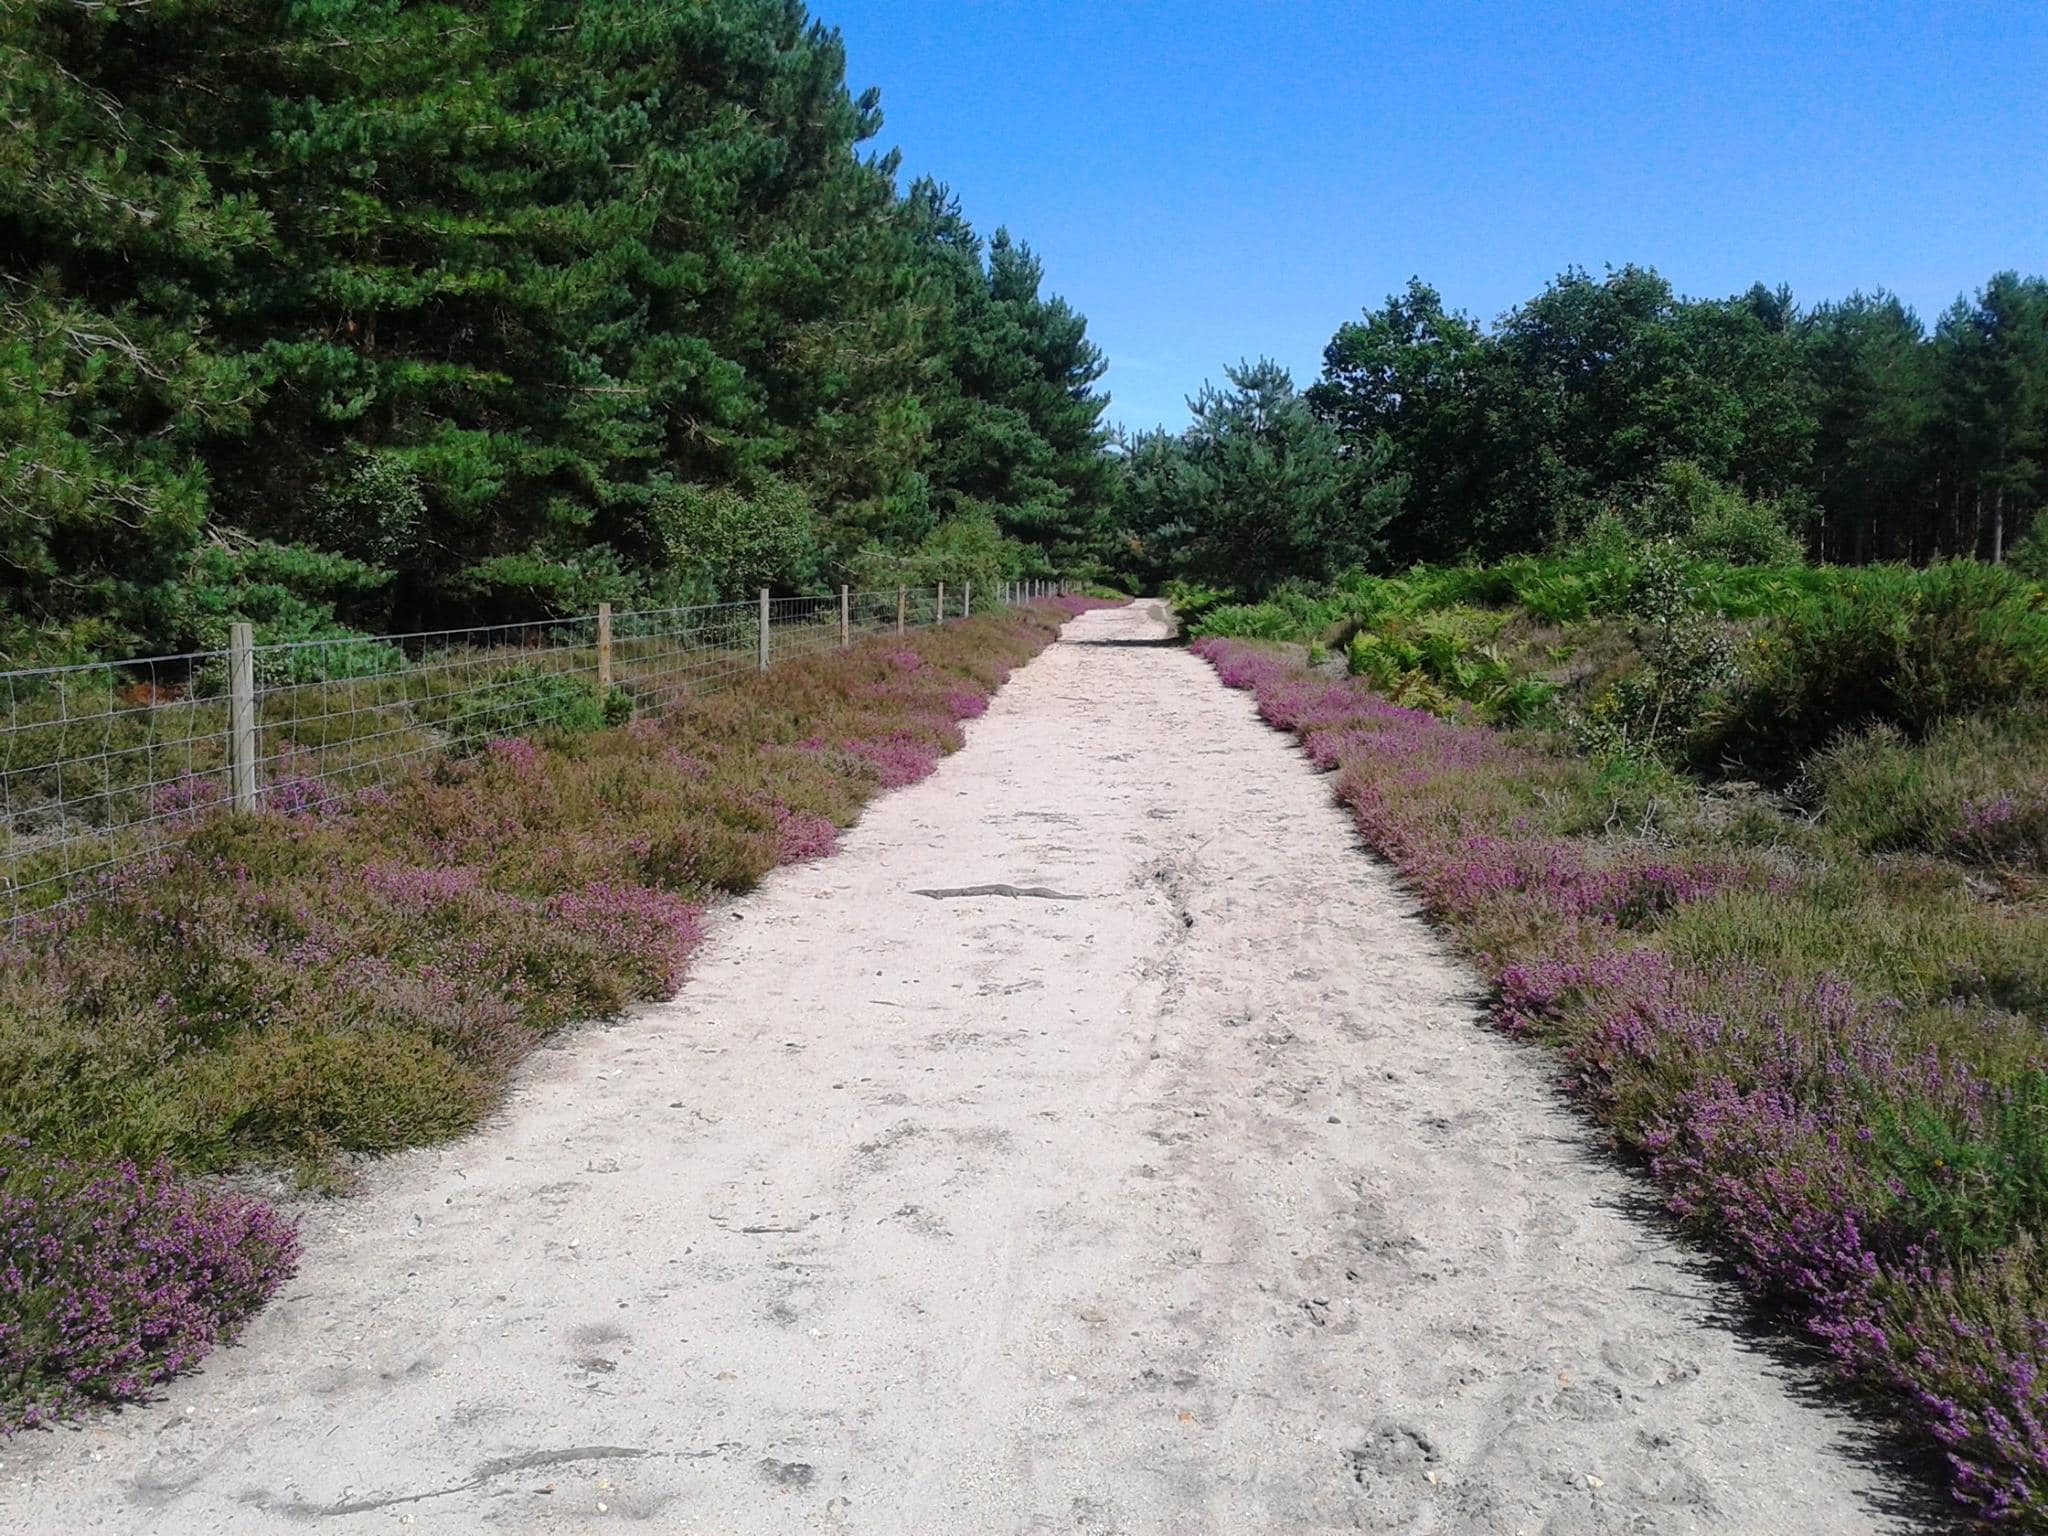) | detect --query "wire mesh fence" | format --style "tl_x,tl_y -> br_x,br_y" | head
0,578 -> 1061,925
